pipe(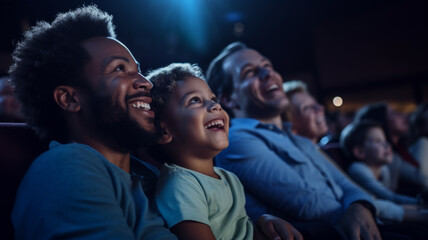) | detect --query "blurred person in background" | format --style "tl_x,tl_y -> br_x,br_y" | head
282,80 -> 328,144
283,80 -> 428,225
341,120 -> 428,225
0,75 -> 25,122
408,103 -> 428,179
354,102 -> 428,194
